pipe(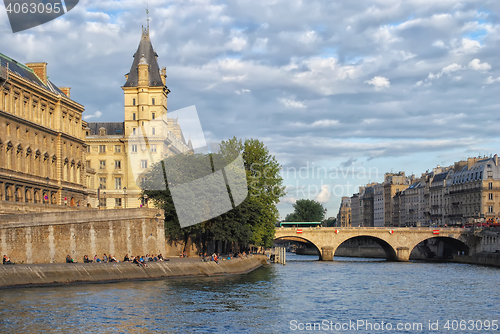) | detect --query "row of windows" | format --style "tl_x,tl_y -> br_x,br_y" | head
96,160 -> 148,190
131,127 -> 156,135
95,143 -> 158,154
99,198 -> 123,208
131,98 -> 157,106
131,112 -> 156,120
